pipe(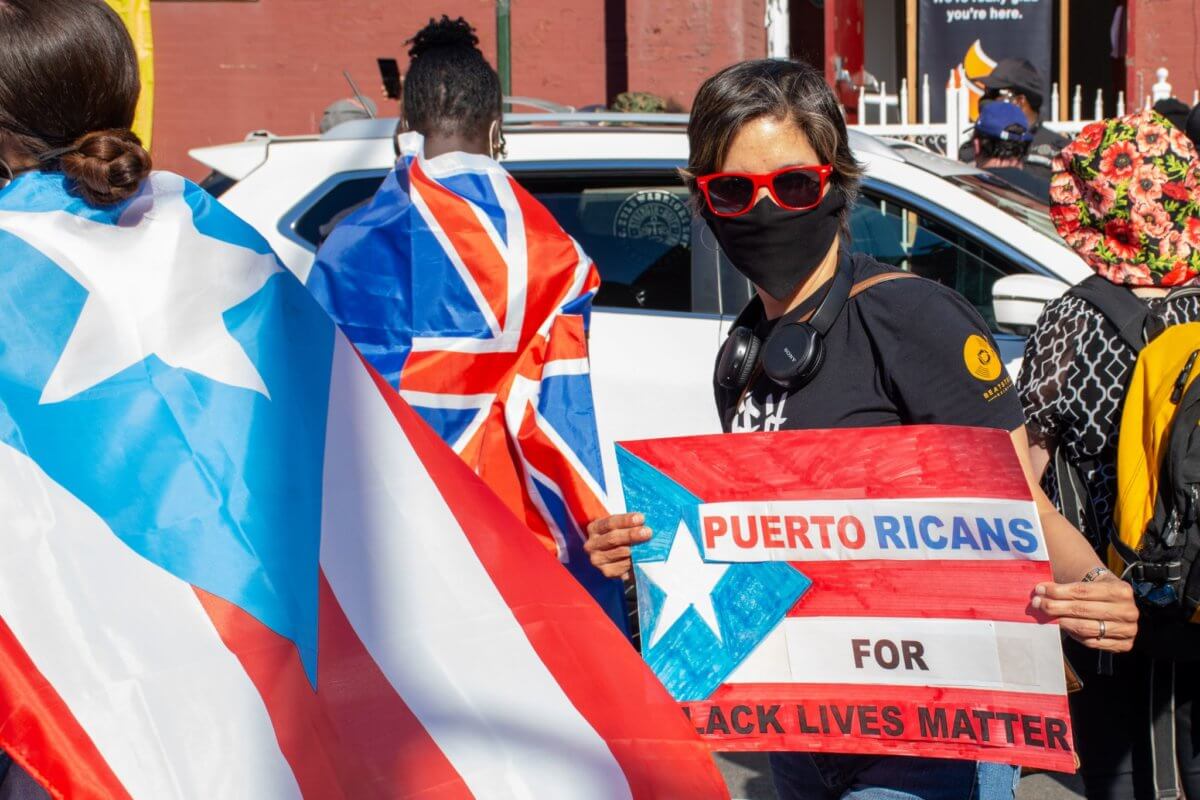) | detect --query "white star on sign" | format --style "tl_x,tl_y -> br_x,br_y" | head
0,173 -> 282,404
639,521 -> 730,649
